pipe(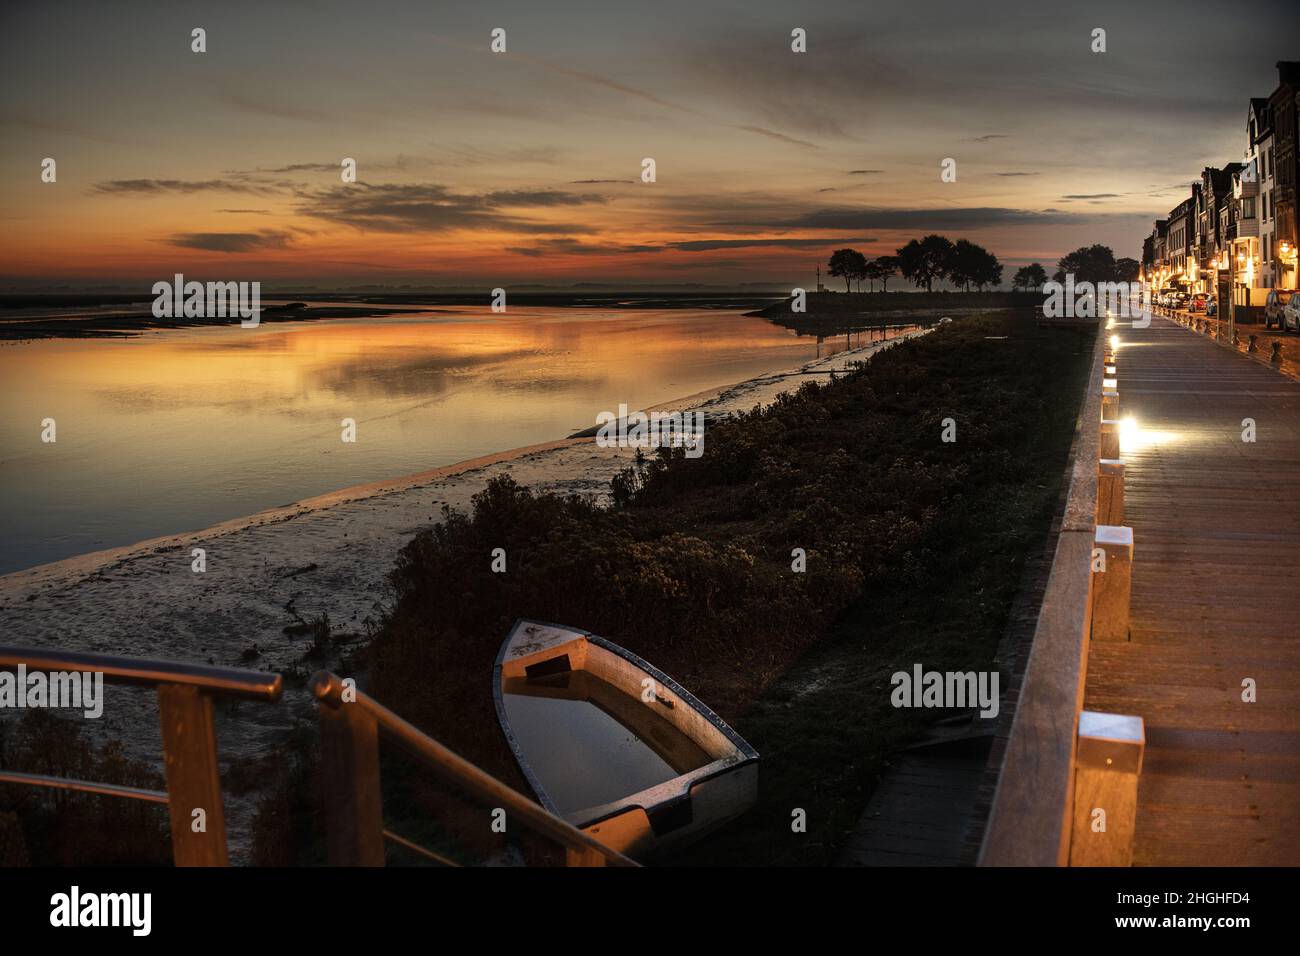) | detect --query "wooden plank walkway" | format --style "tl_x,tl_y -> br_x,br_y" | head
840,737 -> 992,866
1083,315 -> 1300,866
